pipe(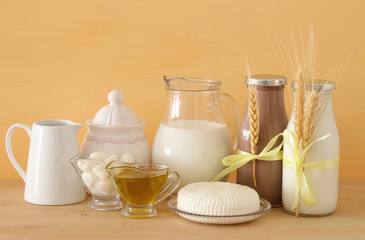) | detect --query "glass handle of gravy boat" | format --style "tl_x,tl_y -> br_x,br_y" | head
152,171 -> 180,205
220,93 -> 240,150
